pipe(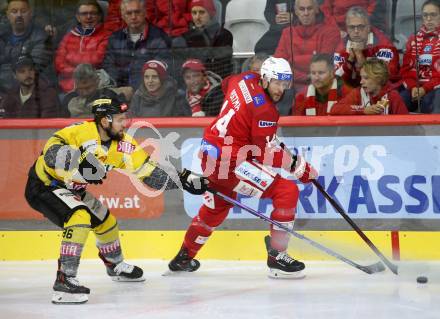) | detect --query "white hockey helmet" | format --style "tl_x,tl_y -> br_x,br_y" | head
260,57 -> 293,83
